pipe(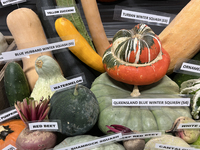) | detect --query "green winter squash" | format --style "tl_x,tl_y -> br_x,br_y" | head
53,135 -> 125,150
90,73 -> 191,134
48,85 -> 99,136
